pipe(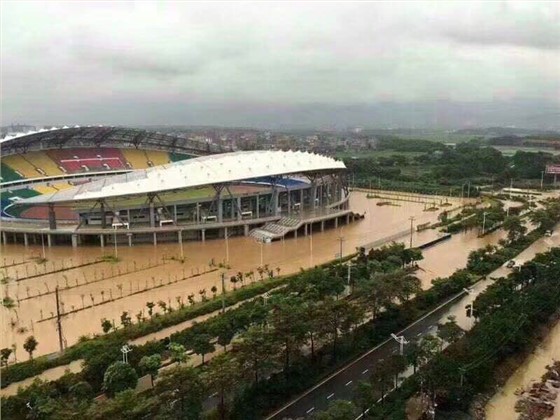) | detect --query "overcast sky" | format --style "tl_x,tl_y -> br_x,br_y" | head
2,1 -> 559,129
